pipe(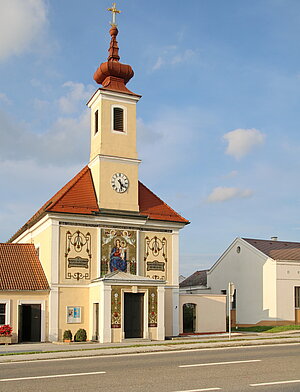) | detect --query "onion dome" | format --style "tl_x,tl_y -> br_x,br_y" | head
94,25 -> 136,95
